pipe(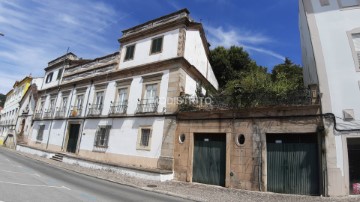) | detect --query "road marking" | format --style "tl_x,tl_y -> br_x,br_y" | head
0,180 -> 71,190
0,169 -> 40,177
